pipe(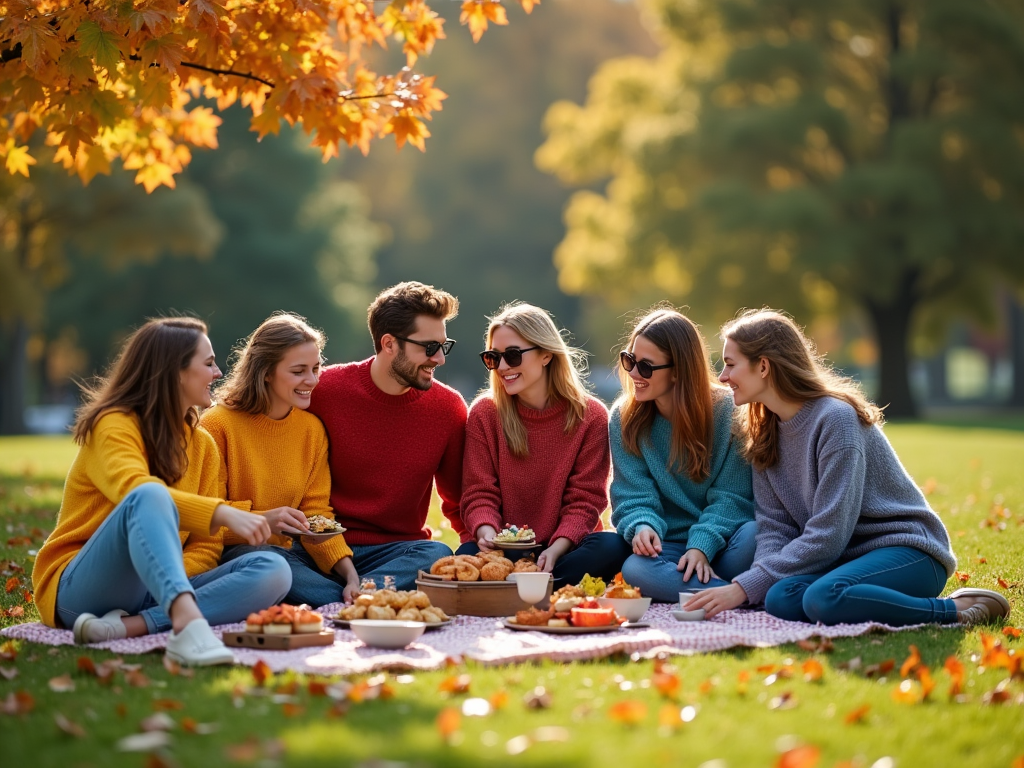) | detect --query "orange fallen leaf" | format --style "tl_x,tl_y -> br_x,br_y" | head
224,739 -> 261,761
955,571 -> 971,584
658,703 -> 682,729
182,717 -> 198,733
891,679 -> 922,704
21,590 -> 32,604
998,577 -> 1011,589
0,690 -> 35,715
152,699 -> 184,711
900,645 -> 922,678
77,656 -> 96,675
1002,627 -> 1022,640
48,674 -> 75,692
802,659 -> 824,682
776,745 -> 820,768
251,660 -> 271,686
608,699 -> 647,725
438,674 -> 471,694
843,704 -> 870,724
54,712 -> 86,737
698,679 -> 715,694
436,706 -> 461,740
976,556 -> 987,564
327,700 -> 349,718
1011,756 -> 1024,768
489,689 -> 509,710
917,666 -> 936,700
653,670 -> 681,698
125,669 -> 150,688
5,576 -> 20,593
115,703 -> 127,718
307,680 -> 328,697
737,669 -> 750,695
6,606 -> 24,618
275,680 -> 299,696
943,656 -> 965,698
281,702 -> 304,718
756,663 -> 778,674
